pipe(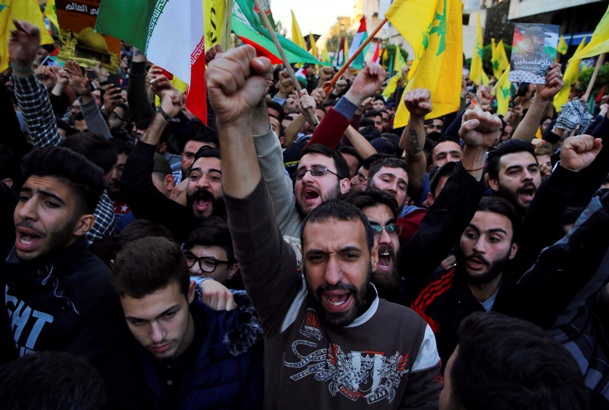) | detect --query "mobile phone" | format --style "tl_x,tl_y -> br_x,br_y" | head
86,70 -> 97,80
108,74 -> 122,88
